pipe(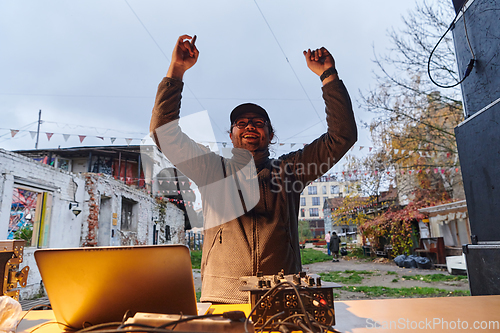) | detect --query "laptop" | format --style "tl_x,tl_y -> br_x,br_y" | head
34,244 -> 209,329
